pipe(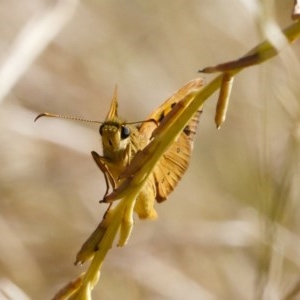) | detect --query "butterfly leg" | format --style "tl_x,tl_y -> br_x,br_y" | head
102,172 -> 111,198
91,151 -> 116,199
